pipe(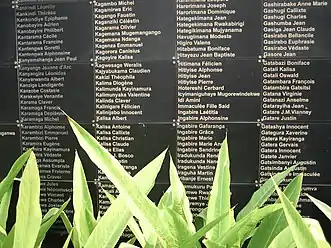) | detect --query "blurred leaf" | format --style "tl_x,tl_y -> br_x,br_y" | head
118,243 -> 140,248
0,184 -> 12,230
248,173 -> 303,248
84,150 -> 166,248
169,155 -> 195,232
103,190 -> 145,247
206,136 -> 233,241
189,210 -> 233,245
1,225 -> 15,248
35,199 -> 70,247
62,229 -> 73,248
203,239 -> 226,248
304,218 -> 329,247
307,194 -> 331,221
73,151 -> 96,245
194,208 -> 208,231
272,178 -> 319,248
218,204 -> 283,247
60,212 -> 81,248
267,226 -> 295,248
0,149 -> 31,200
67,115 -> 174,246
0,226 -> 6,236
13,152 -> 42,248
237,164 -> 296,220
